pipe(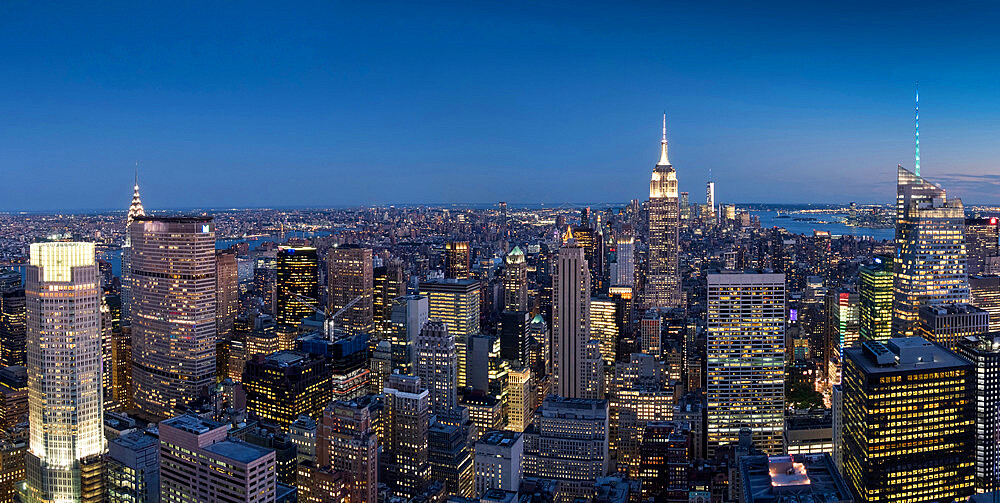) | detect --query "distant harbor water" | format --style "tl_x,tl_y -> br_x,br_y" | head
753,210 -> 894,241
